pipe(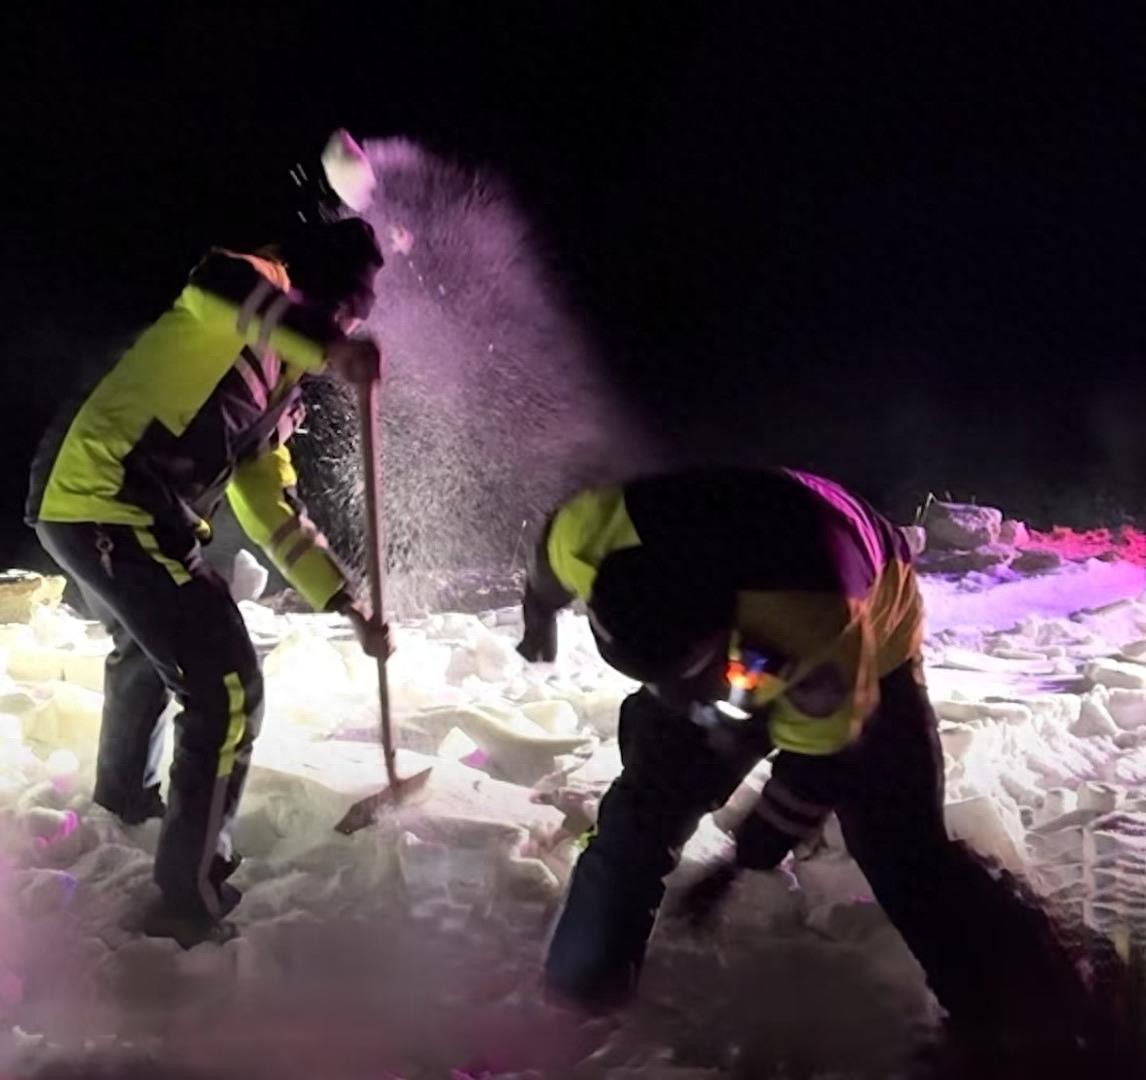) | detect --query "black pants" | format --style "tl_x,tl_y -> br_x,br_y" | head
36,521 -> 263,920
546,660 -> 1094,1030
